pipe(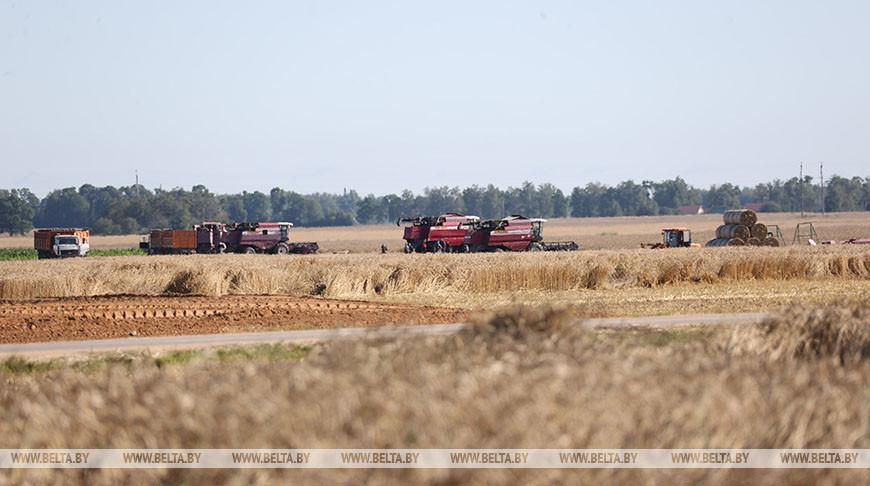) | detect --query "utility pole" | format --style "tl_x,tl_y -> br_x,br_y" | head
819,162 -> 824,216
799,162 -> 804,217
